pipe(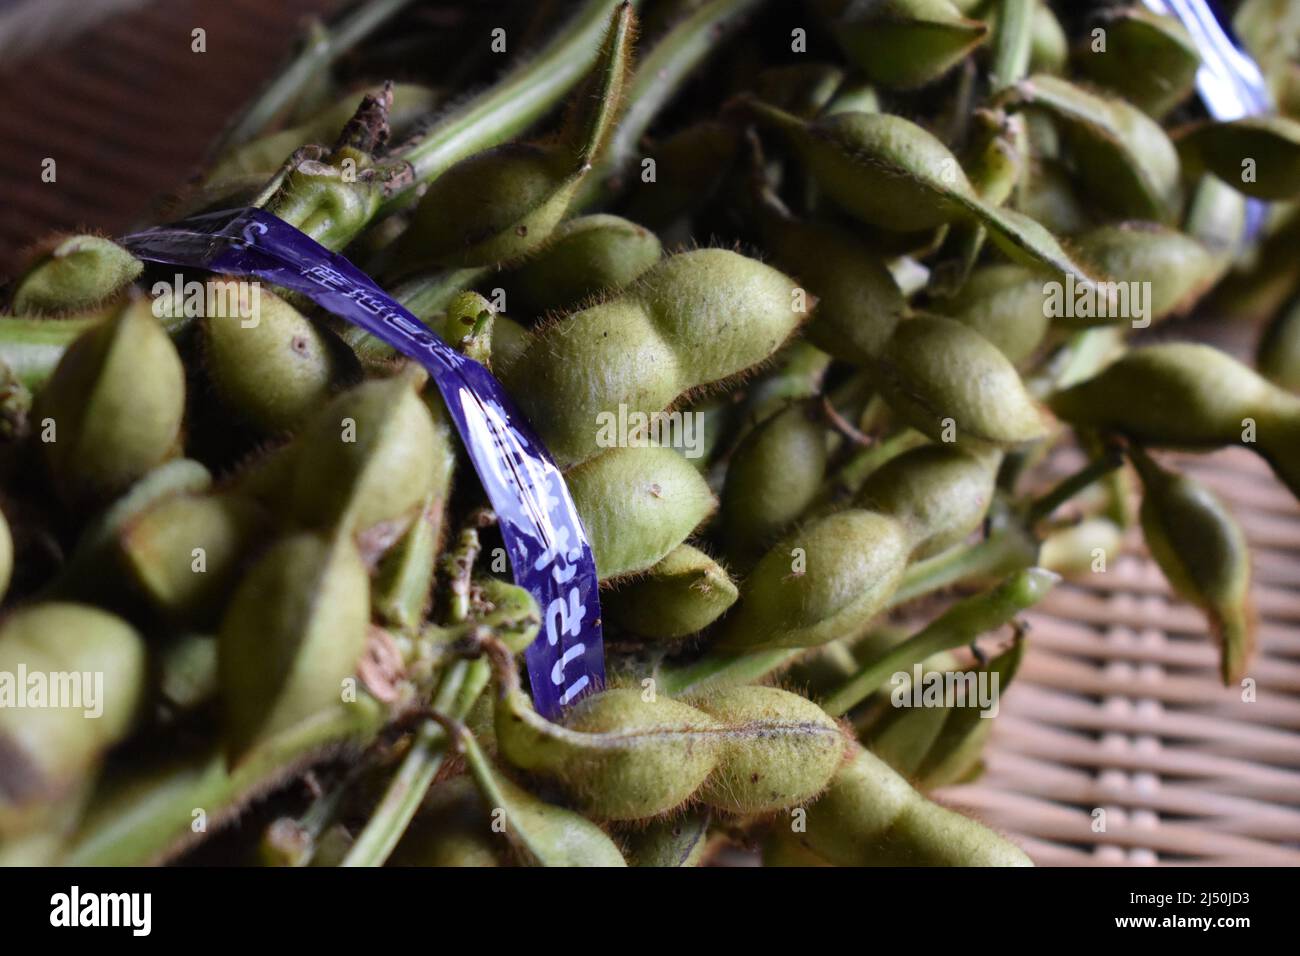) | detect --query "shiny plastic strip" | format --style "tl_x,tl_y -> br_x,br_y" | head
120,207 -> 604,719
